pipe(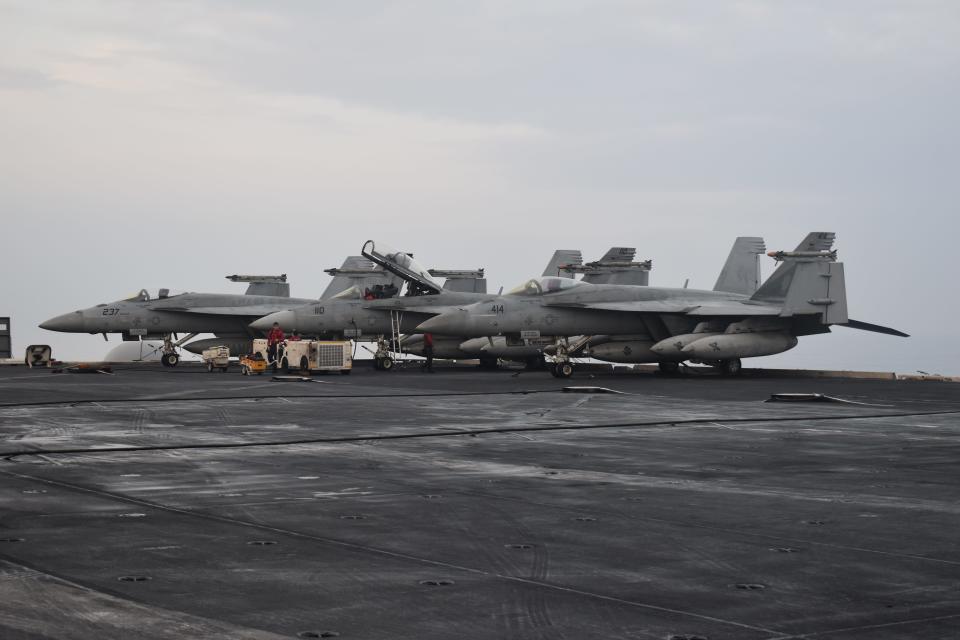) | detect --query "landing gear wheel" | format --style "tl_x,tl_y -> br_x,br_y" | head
379,356 -> 394,371
658,361 -> 680,375
554,362 -> 574,378
161,353 -> 179,367
719,358 -> 742,376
